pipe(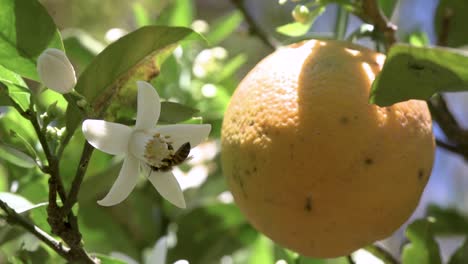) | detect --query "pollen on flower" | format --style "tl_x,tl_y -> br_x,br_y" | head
144,133 -> 174,168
